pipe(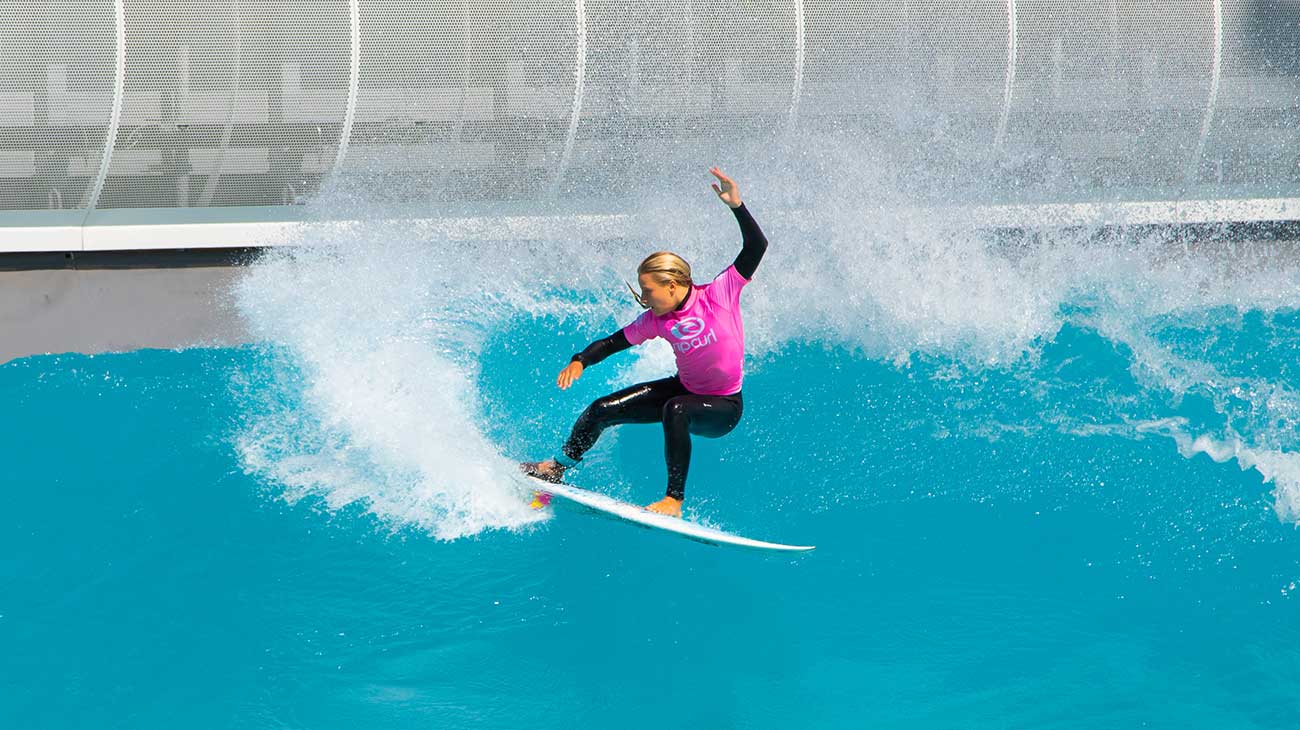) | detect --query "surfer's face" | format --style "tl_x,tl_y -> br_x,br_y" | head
638,273 -> 685,315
